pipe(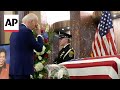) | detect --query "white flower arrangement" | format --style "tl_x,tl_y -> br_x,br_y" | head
45,64 -> 70,79
38,56 -> 42,60
44,64 -> 60,78
46,50 -> 51,54
38,74 -> 43,79
34,62 -> 44,72
55,69 -> 64,79
31,23 -> 52,79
